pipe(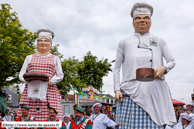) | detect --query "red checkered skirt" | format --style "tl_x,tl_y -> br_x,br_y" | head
18,54 -> 63,121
